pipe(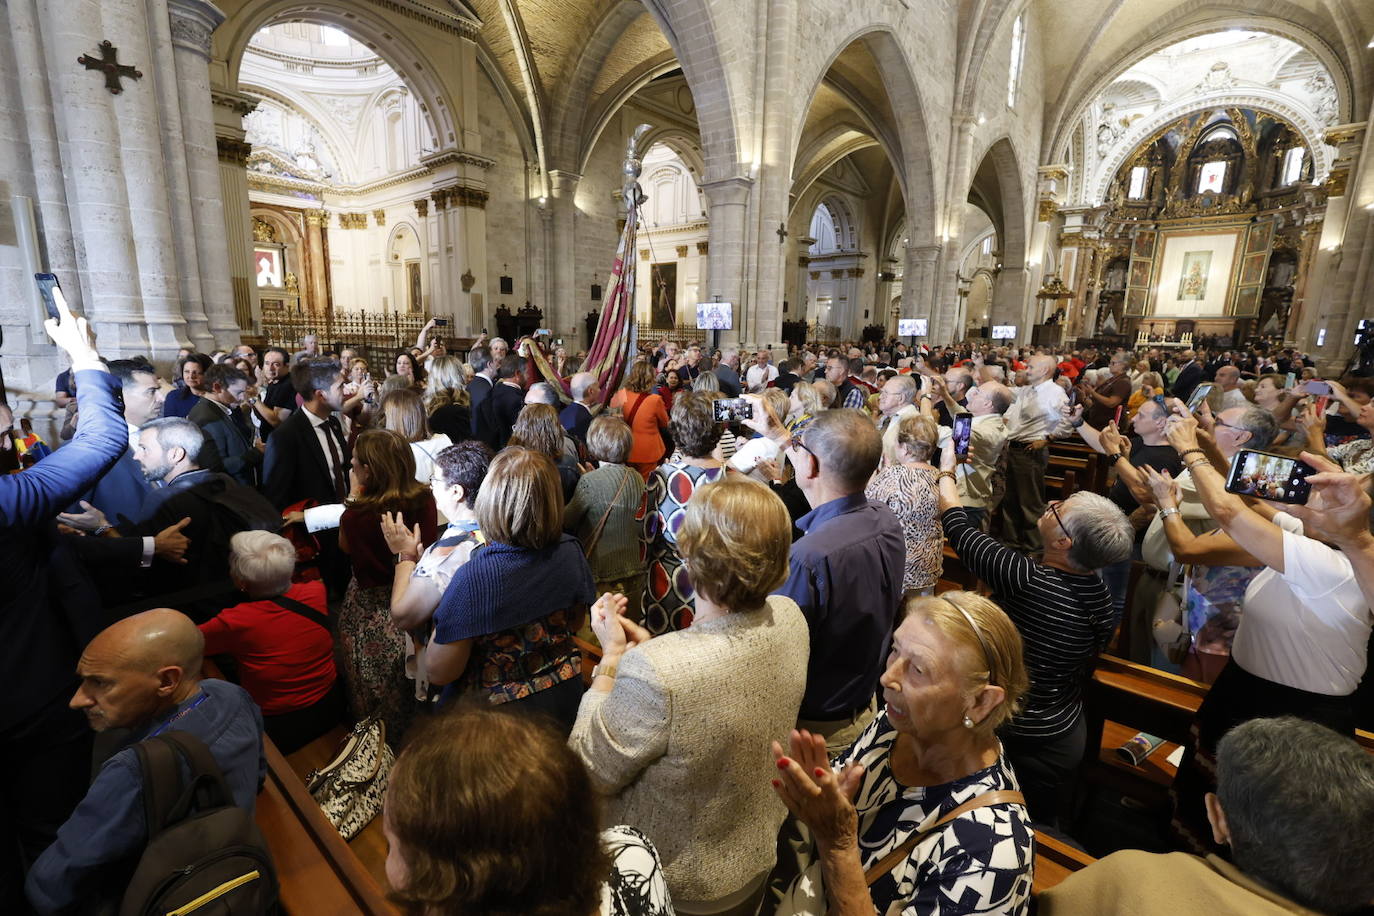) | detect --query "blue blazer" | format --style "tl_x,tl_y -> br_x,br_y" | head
84,446 -> 154,530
